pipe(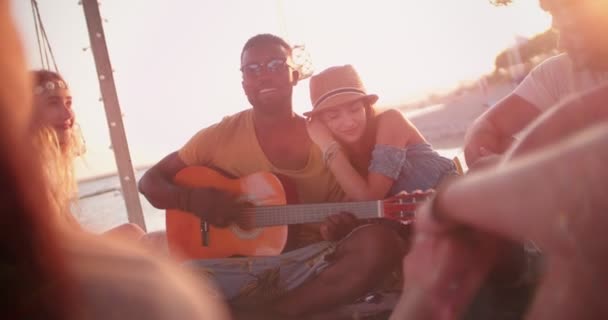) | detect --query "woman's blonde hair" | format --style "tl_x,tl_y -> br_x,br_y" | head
32,126 -> 83,228
30,70 -> 86,228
